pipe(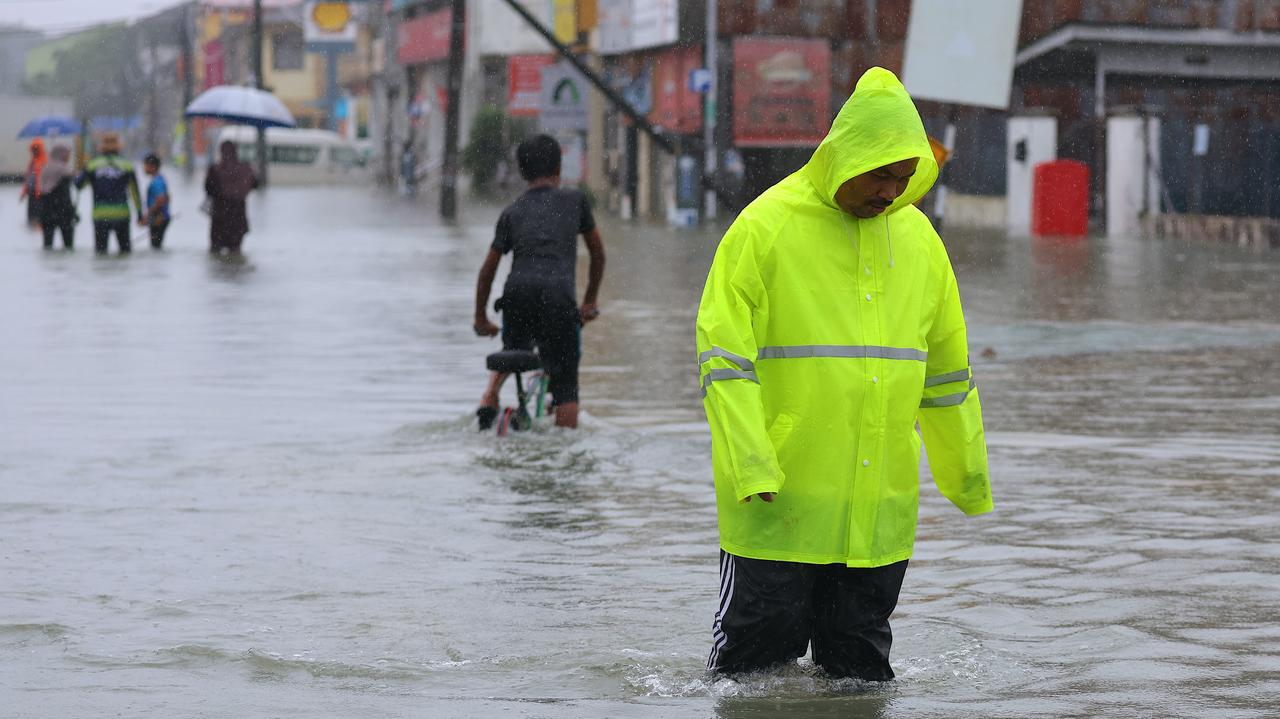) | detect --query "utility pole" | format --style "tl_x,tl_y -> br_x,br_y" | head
180,2 -> 195,179
147,35 -> 159,155
252,0 -> 269,186
703,0 -> 717,220
440,0 -> 466,220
